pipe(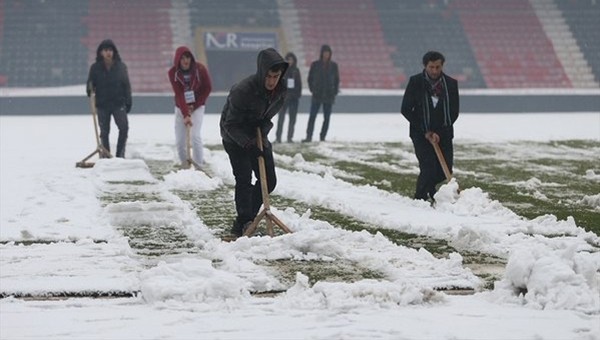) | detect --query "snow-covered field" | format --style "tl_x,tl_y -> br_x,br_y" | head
1,112 -> 599,340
